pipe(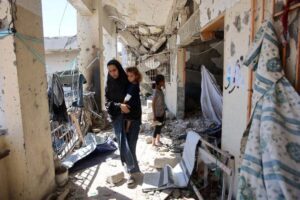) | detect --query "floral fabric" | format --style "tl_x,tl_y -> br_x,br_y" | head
237,20 -> 300,200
